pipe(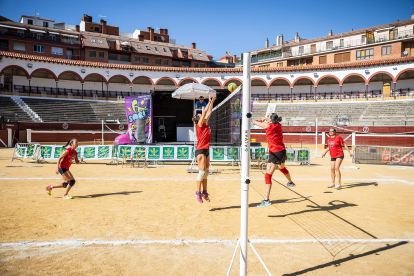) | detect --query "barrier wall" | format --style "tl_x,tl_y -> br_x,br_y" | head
354,146 -> 414,166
